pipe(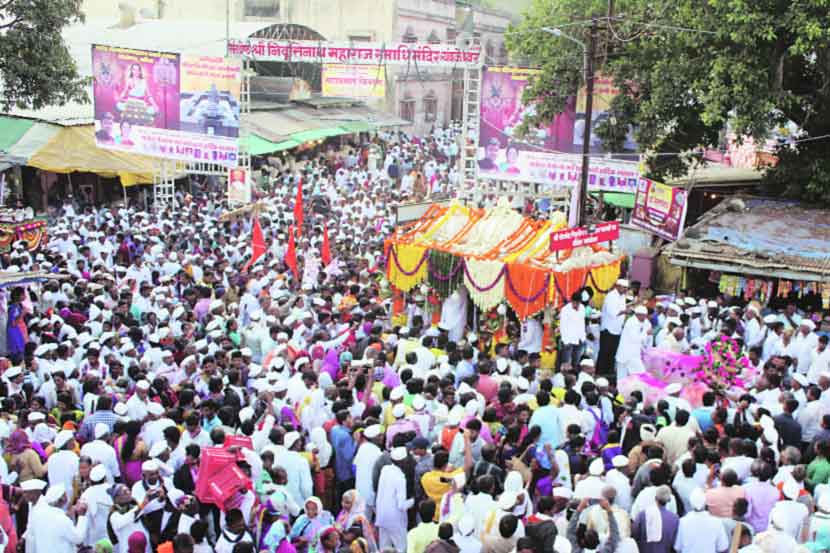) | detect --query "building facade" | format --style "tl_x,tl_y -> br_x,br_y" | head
81,0 -> 512,134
